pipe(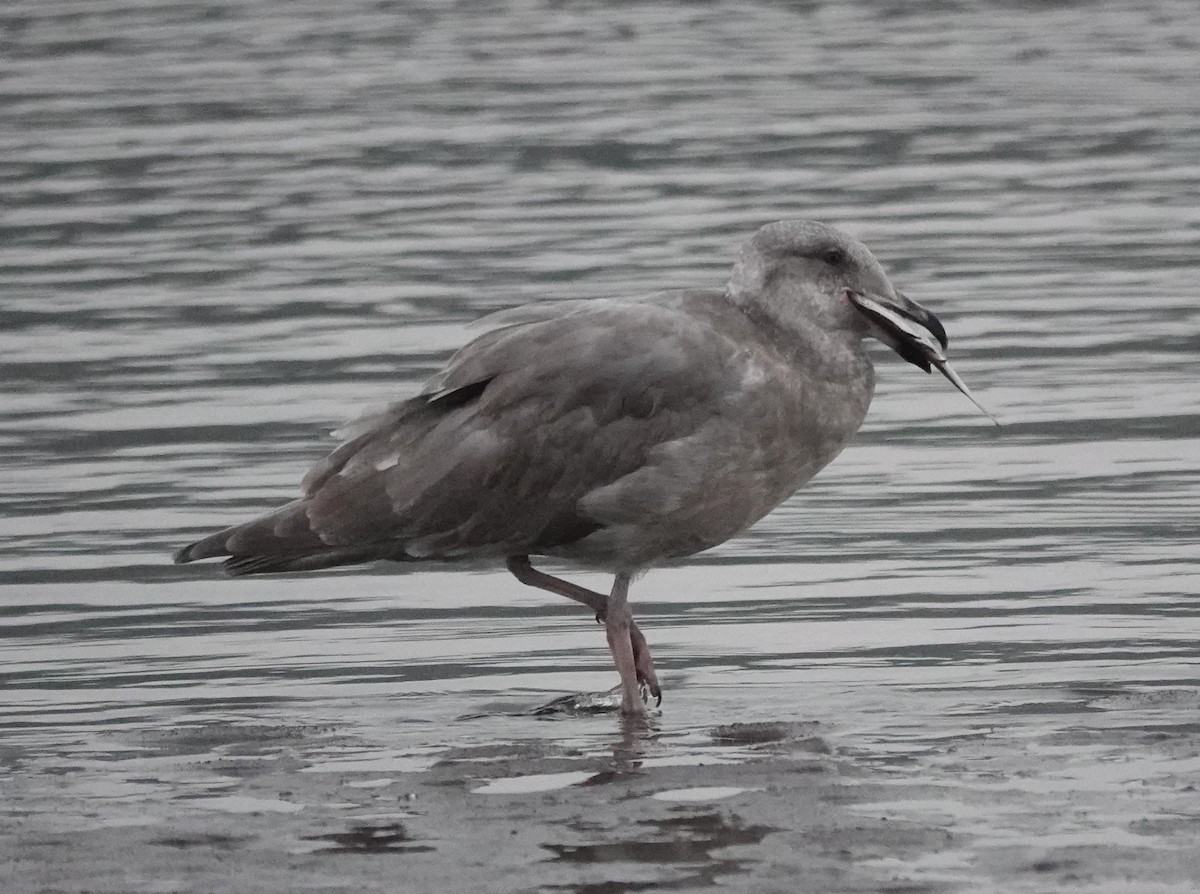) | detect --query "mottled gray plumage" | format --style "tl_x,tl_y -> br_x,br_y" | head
175,219 -> 992,715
